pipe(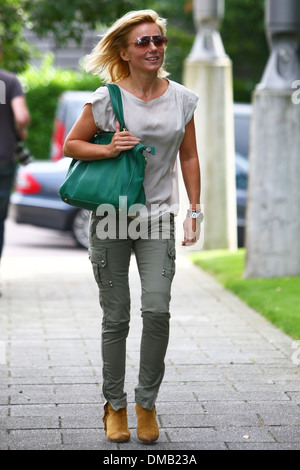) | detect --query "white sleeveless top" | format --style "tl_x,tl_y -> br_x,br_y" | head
88,79 -> 198,216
